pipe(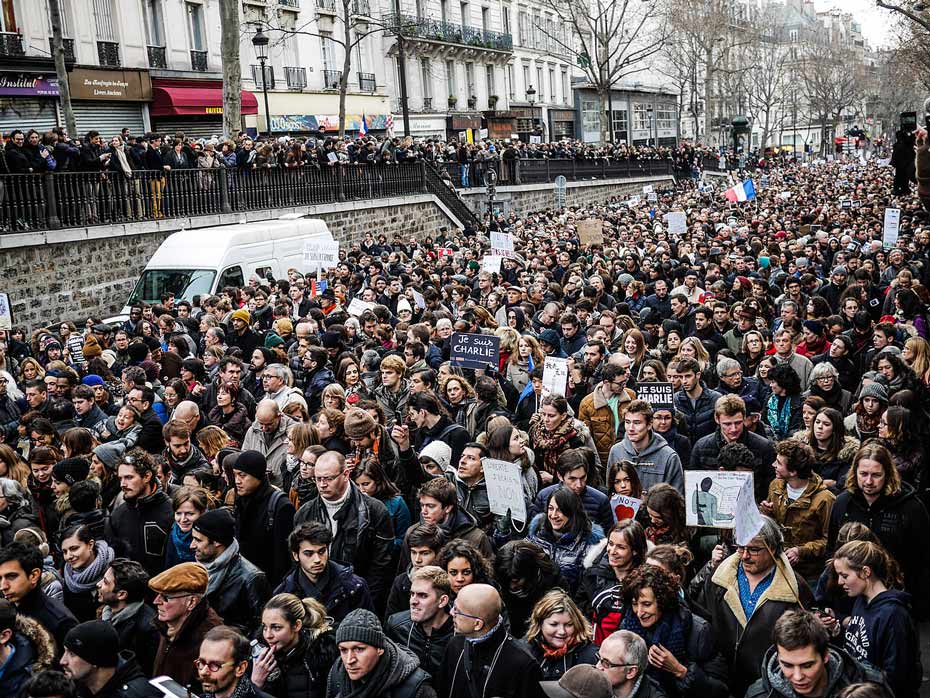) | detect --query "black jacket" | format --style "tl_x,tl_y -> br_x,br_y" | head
436,622 -> 544,698
108,601 -> 161,676
16,585 -> 78,654
294,484 -> 394,602
93,652 -> 163,698
260,628 -> 338,698
110,485 -> 173,576
528,640 -> 599,681
207,550 -> 271,634
163,444 -> 210,486
234,481 -> 296,587
274,561 -> 374,625
0,615 -> 55,698
691,428 -> 776,501
385,611 -> 455,678
136,407 -> 165,454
